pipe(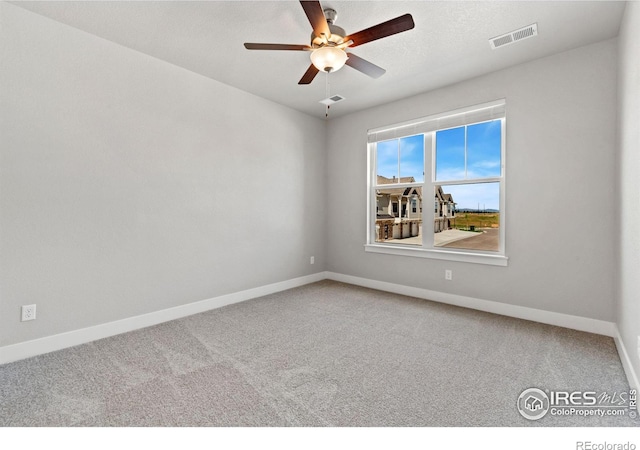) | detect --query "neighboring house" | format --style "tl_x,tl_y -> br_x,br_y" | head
434,185 -> 456,233
375,175 -> 422,241
376,175 -> 422,219
375,176 -> 456,241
